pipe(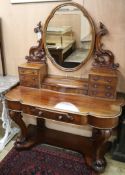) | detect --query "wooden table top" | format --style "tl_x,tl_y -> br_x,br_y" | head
6,85 -> 124,118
